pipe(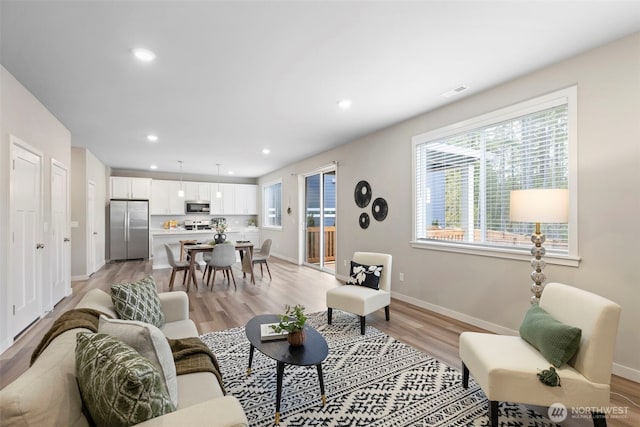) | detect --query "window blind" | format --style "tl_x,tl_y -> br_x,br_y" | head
415,101 -> 569,253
